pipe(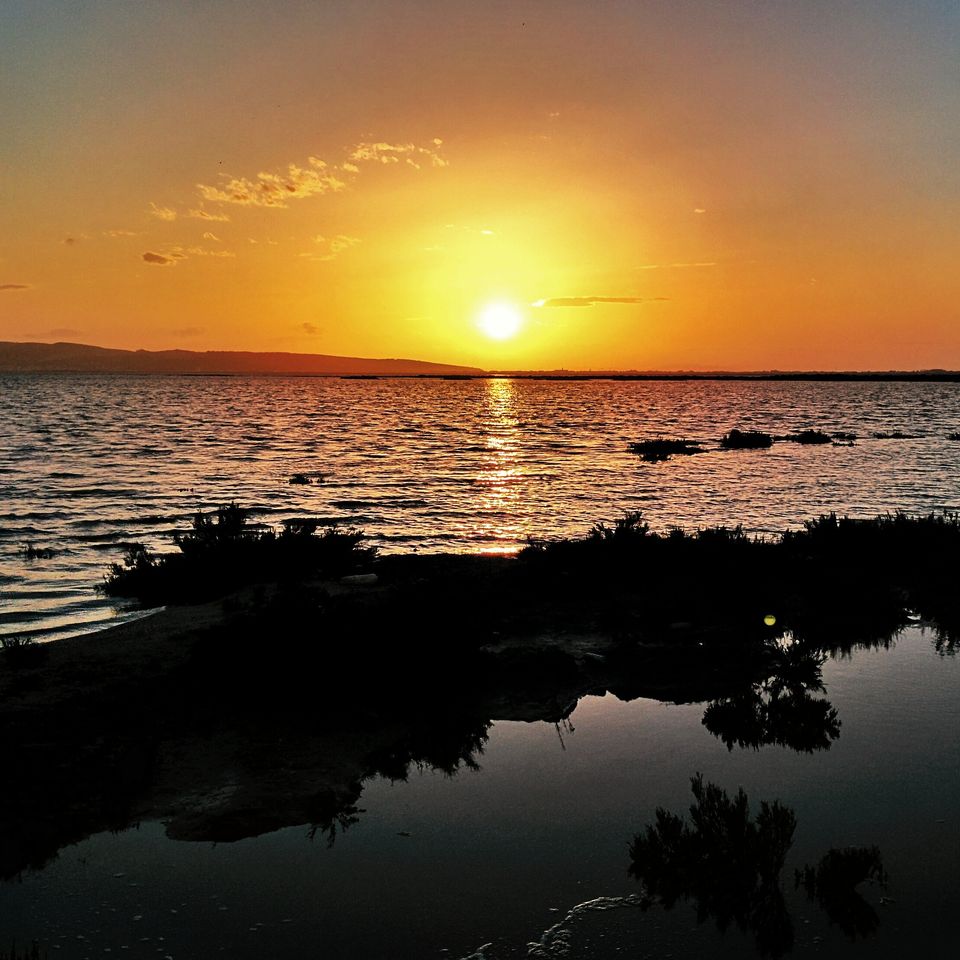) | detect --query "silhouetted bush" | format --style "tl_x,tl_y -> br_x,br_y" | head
0,635 -> 47,669
784,429 -> 833,444
0,943 -> 42,960
720,429 -> 773,449
872,430 -> 918,439
629,437 -> 705,462
20,544 -> 57,560
101,505 -> 376,605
